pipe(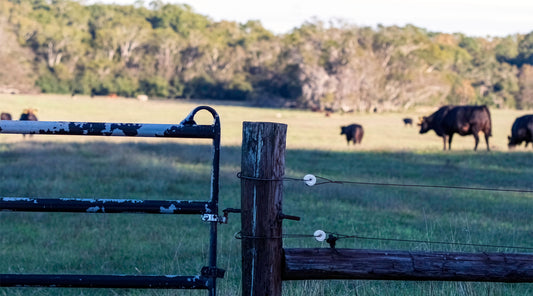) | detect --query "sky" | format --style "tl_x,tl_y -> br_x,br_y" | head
90,0 -> 533,37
